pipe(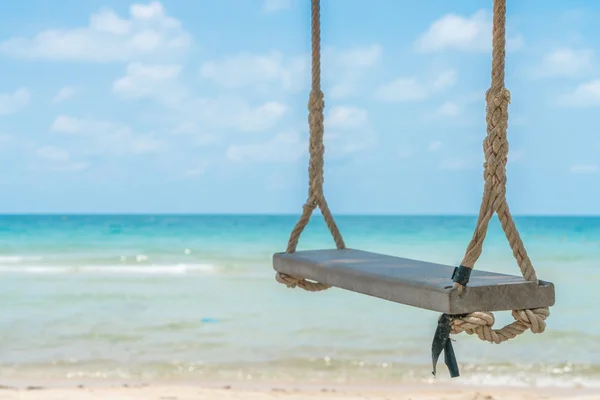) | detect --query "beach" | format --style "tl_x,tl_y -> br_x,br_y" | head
0,383 -> 599,400
1,215 -> 599,398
